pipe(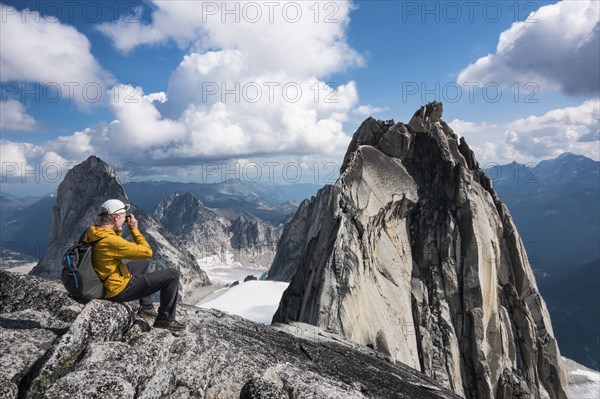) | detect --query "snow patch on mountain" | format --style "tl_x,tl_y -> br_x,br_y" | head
196,280 -> 289,324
